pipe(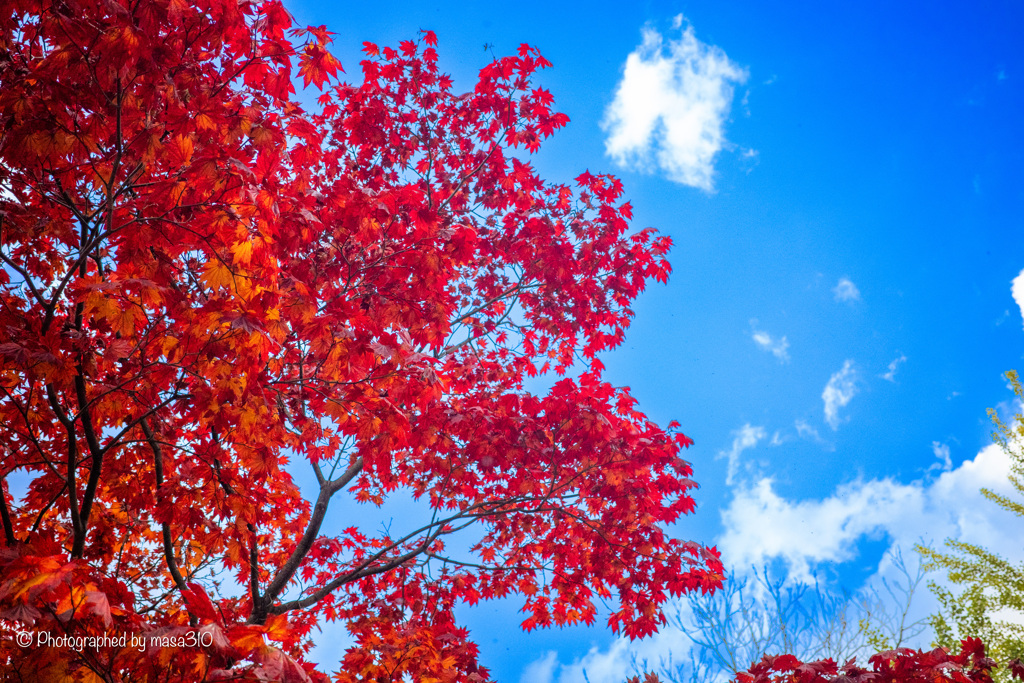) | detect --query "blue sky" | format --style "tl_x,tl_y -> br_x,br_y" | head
280,1 -> 1024,680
